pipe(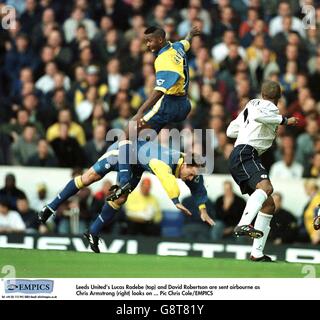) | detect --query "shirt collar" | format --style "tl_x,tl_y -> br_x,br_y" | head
157,42 -> 171,56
